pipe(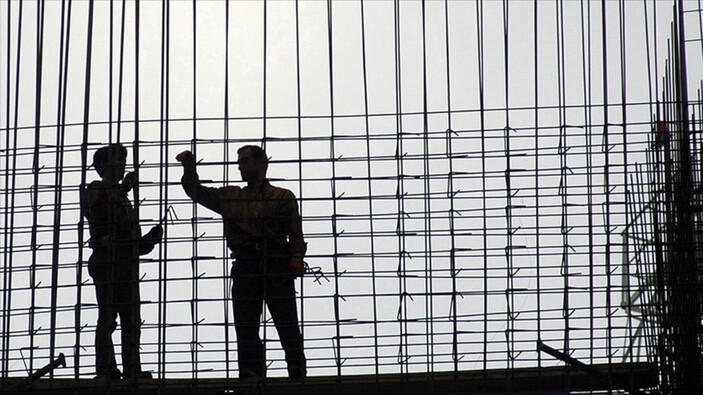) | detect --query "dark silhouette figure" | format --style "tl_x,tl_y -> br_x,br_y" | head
177,145 -> 307,379
81,144 -> 162,380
